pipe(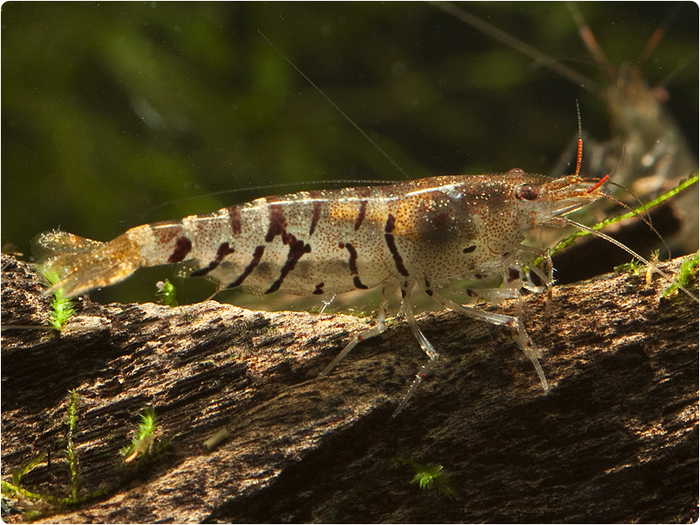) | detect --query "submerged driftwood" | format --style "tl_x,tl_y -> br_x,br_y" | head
1,252 -> 698,523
